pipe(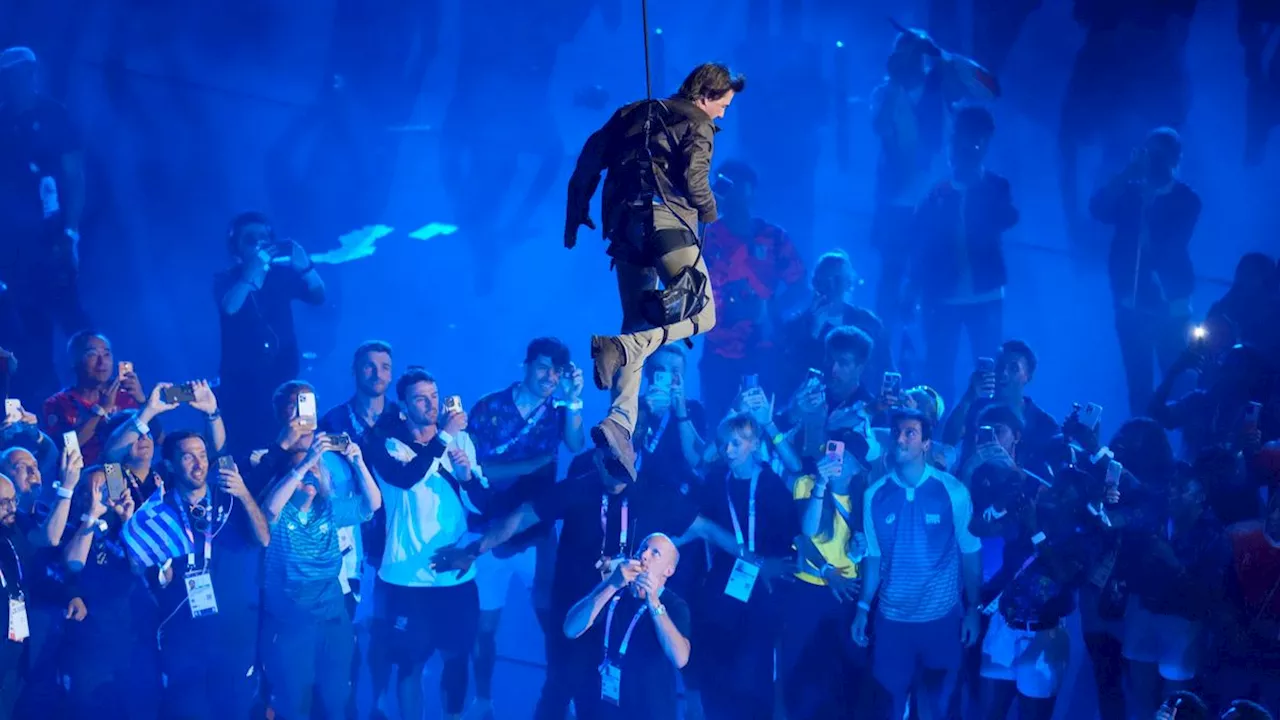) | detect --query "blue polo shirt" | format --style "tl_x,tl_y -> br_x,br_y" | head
863,465 -> 981,623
